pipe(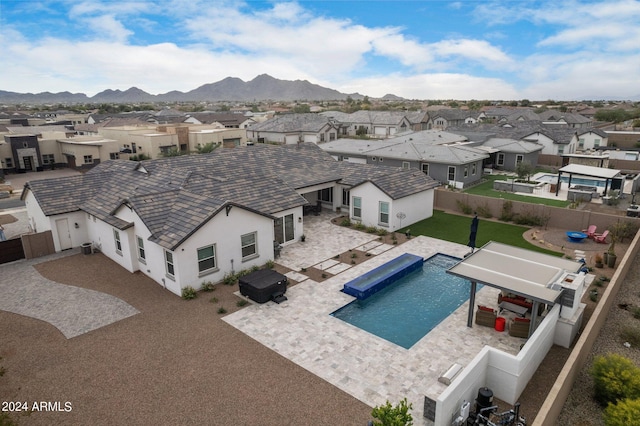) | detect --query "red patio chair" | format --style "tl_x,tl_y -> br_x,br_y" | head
594,230 -> 609,243
582,225 -> 597,239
